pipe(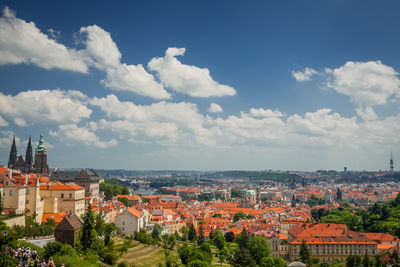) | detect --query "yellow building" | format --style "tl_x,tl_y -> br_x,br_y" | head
288,223 -> 378,263
40,182 -> 86,218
